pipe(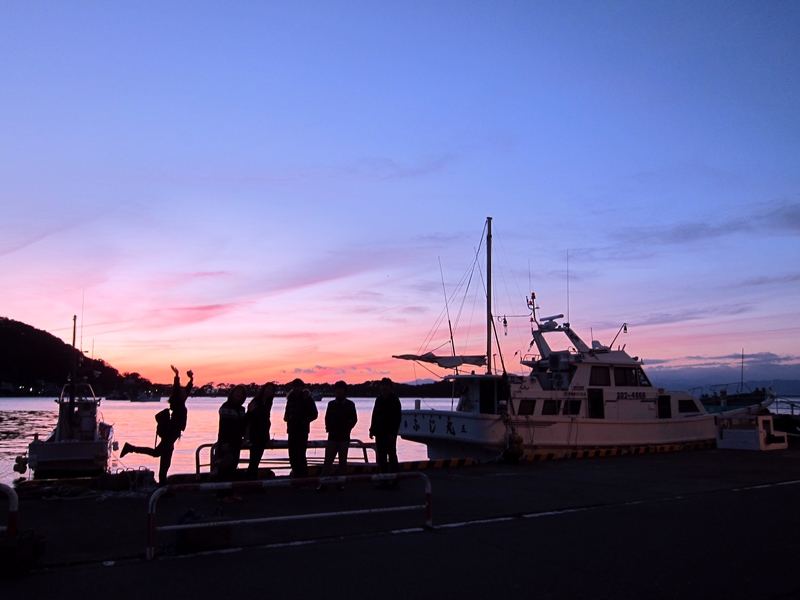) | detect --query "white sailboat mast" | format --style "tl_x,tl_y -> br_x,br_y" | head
486,216 -> 492,375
